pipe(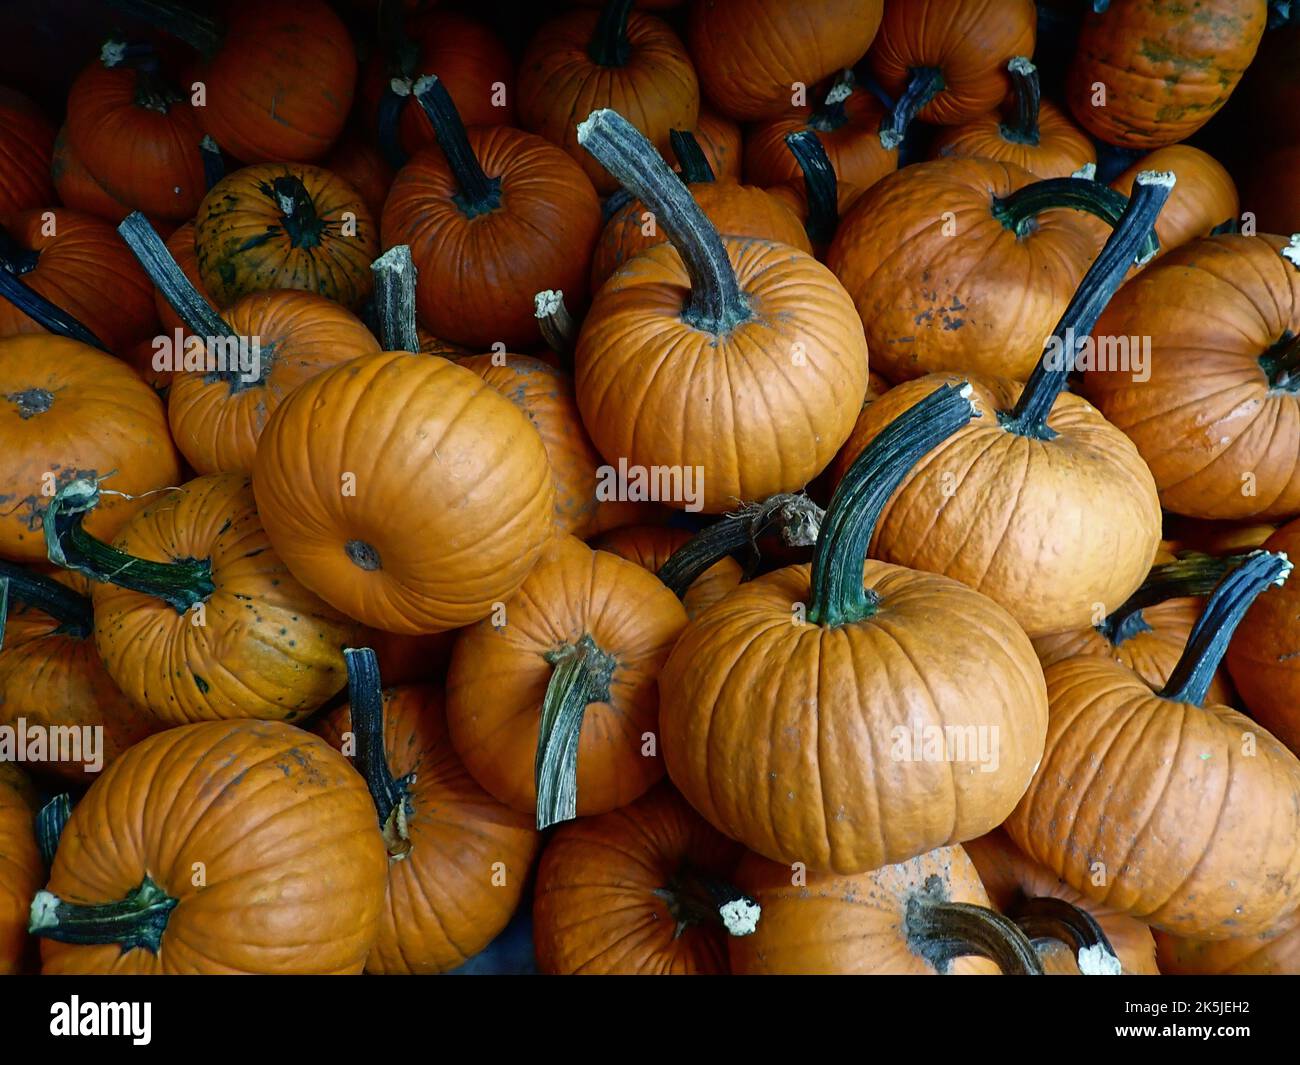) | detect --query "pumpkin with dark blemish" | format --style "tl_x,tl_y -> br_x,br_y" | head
0,763 -> 40,974
0,86 -> 55,220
